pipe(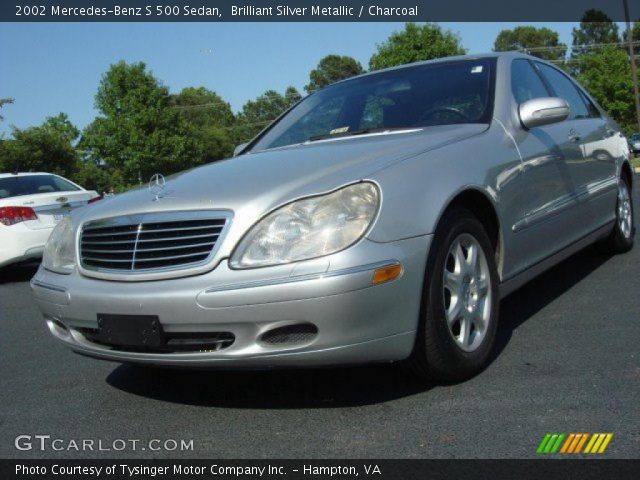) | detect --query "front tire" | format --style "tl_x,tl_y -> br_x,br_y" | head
409,207 -> 500,383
